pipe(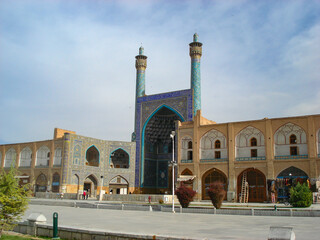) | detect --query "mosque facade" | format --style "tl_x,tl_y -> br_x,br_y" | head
1,34 -> 320,202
